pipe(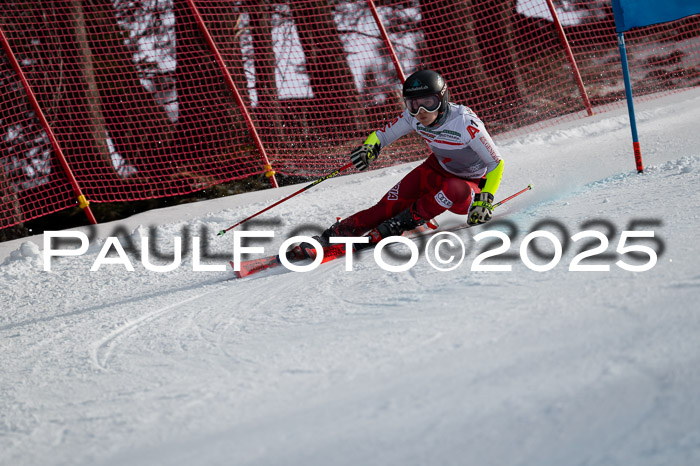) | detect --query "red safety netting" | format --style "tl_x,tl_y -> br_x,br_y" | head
1,0 -> 699,230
